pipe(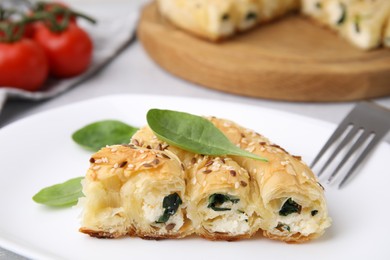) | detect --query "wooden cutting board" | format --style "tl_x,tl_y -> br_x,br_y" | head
137,2 -> 390,102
